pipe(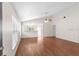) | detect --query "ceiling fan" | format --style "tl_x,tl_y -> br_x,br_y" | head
44,12 -> 52,23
